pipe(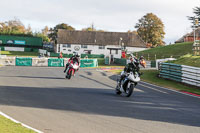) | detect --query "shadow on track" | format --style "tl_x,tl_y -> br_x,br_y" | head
0,85 -> 200,127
